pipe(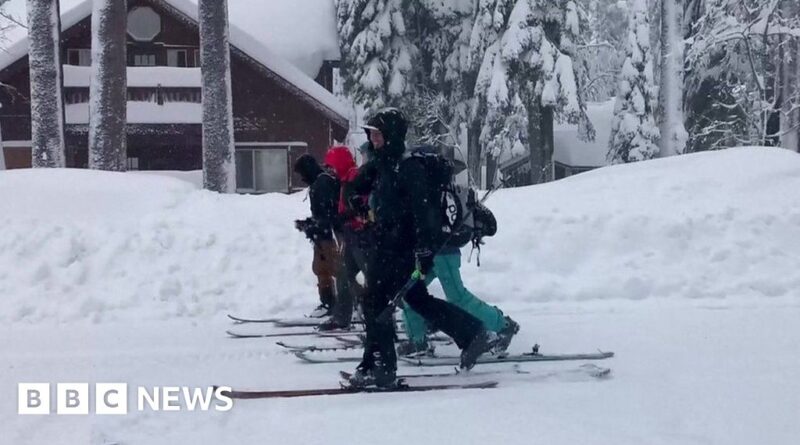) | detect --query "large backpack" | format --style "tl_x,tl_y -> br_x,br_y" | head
405,146 -> 497,249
